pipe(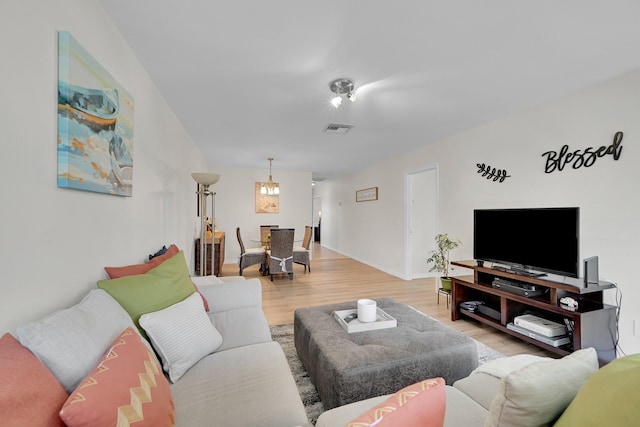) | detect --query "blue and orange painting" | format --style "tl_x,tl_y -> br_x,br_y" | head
58,31 -> 134,196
